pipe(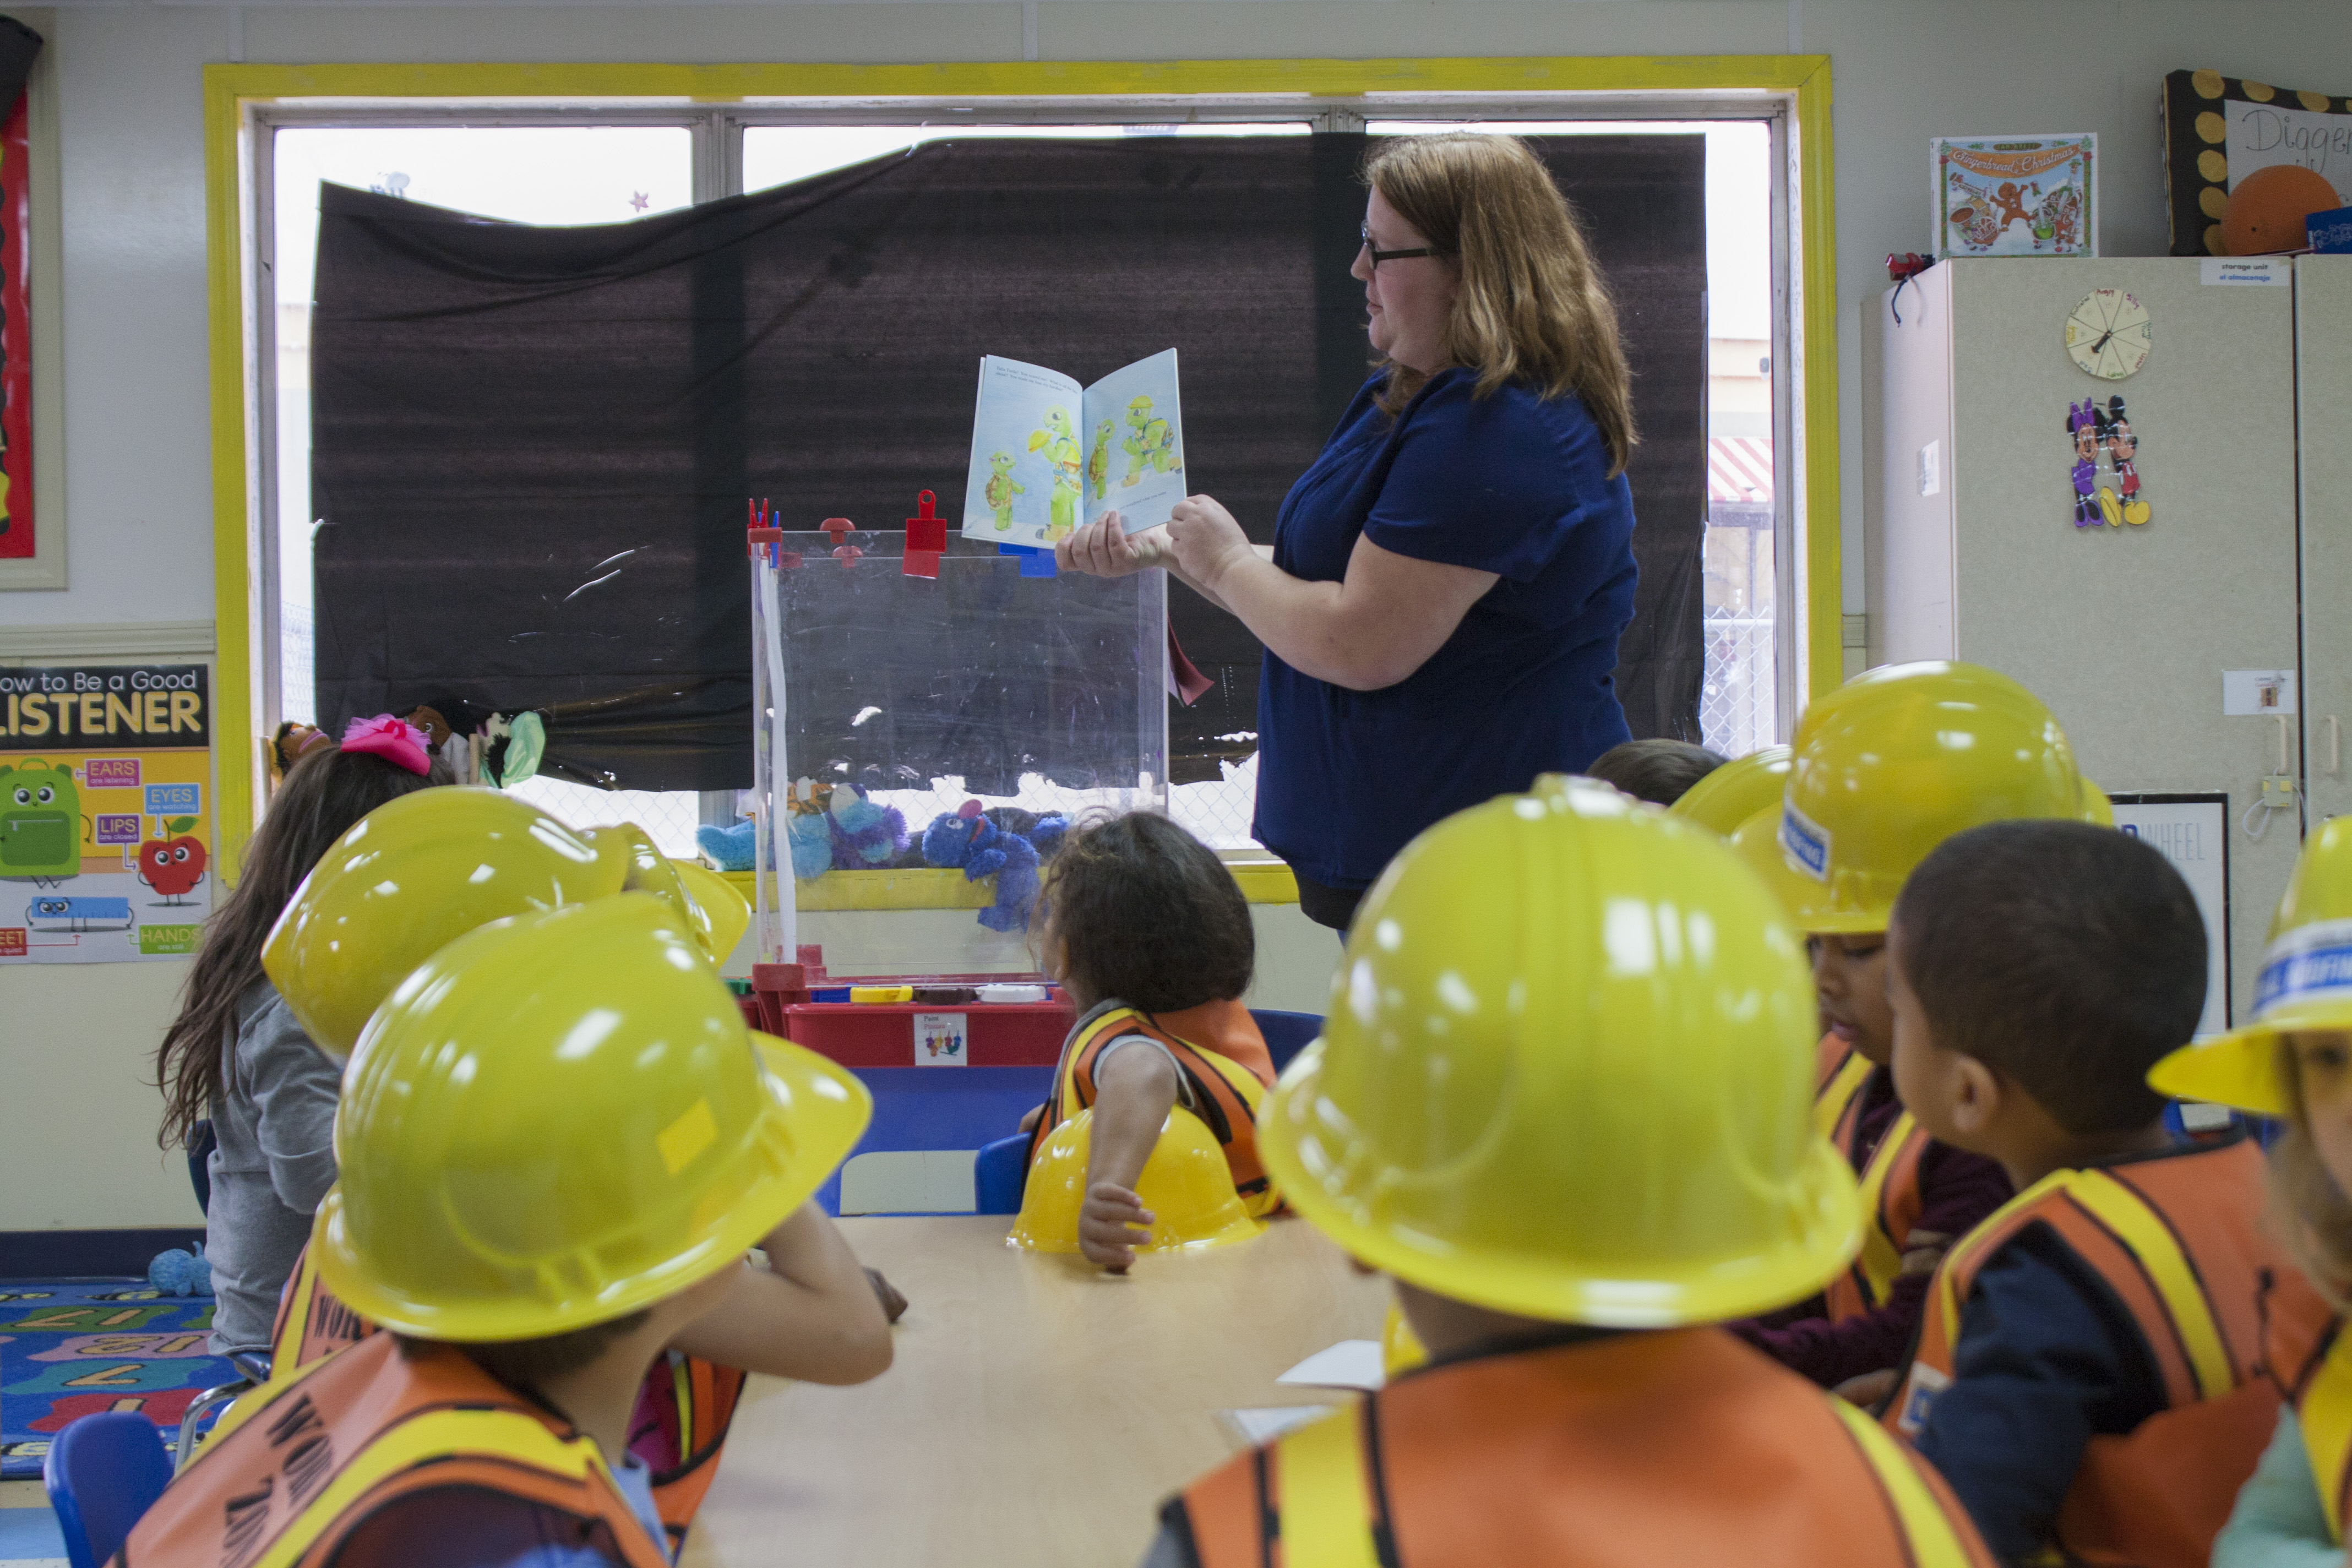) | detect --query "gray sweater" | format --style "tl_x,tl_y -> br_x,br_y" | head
204,979 -> 340,1353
